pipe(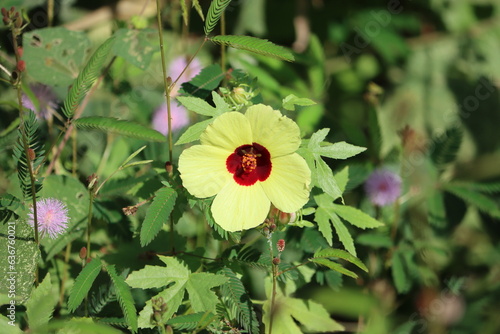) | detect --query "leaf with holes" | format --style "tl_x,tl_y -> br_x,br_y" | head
23,27 -> 91,86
